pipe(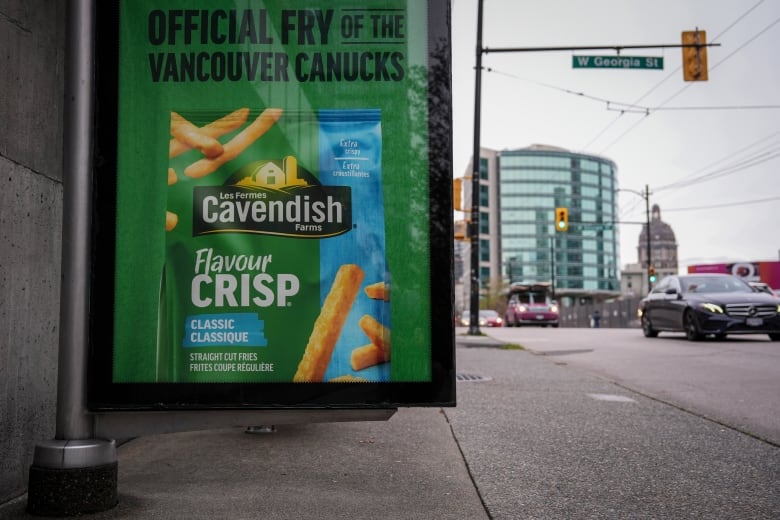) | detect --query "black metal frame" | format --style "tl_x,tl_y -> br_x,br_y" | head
87,0 -> 455,410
